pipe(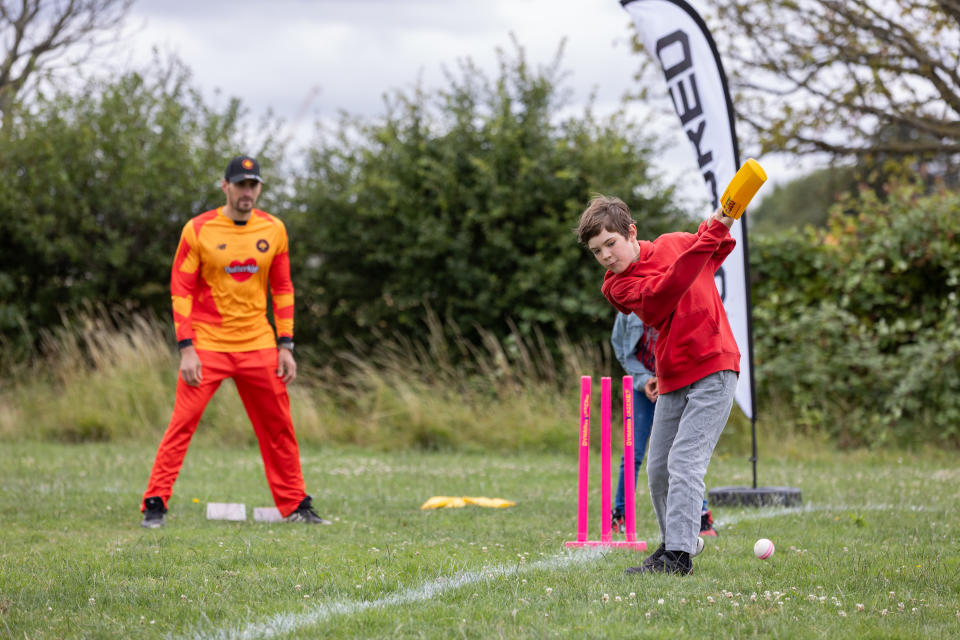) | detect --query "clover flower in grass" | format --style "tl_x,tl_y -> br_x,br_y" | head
707,596 -> 715,604
545,587 -> 553,595
839,611 -> 847,617
881,609 -> 888,616
602,594 -> 610,602
658,598 -> 664,605
616,596 -> 622,602
856,603 -> 865,612
629,592 -> 636,599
